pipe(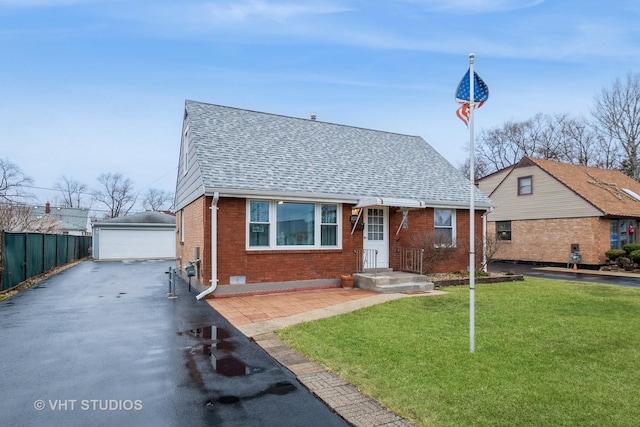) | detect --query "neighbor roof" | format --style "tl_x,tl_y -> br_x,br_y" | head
32,205 -> 90,232
523,156 -> 640,217
181,100 -> 493,209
